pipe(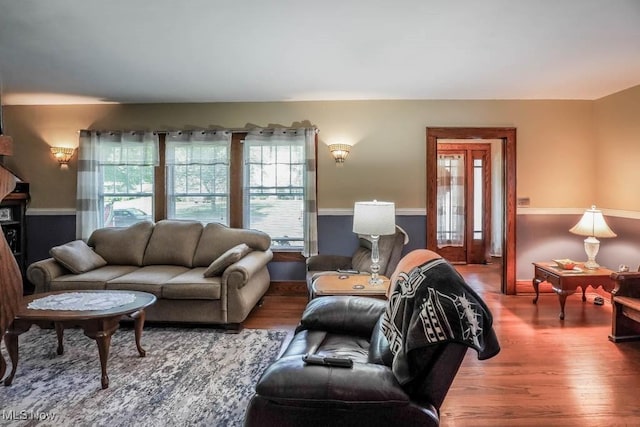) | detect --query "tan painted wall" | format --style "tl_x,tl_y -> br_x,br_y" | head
3,99 -> 599,210
594,85 -> 640,211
